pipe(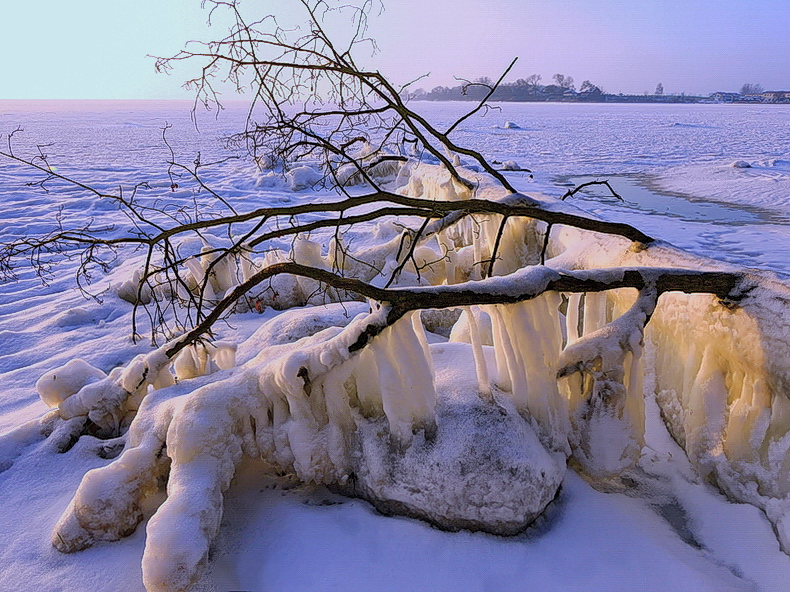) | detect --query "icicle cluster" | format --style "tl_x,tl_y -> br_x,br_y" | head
405,166 -> 651,477
558,288 -> 650,479
50,303 -> 563,592
418,166 -> 790,550
646,285 -> 790,551
552,221 -> 790,552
